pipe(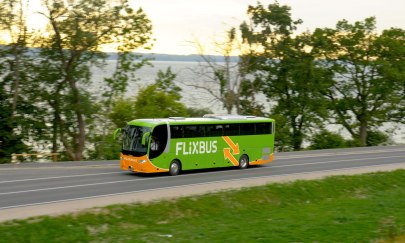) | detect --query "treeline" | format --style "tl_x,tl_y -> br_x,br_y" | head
187,2 -> 404,151
0,1 -> 404,163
